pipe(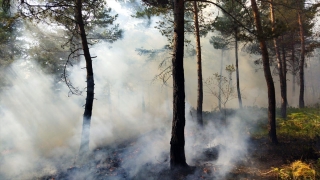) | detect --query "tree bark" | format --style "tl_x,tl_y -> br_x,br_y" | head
251,0 -> 278,144
281,36 -> 287,116
270,0 -> 286,118
293,72 -> 296,97
234,27 -> 242,109
298,11 -> 305,108
291,33 -> 296,99
193,1 -> 203,126
76,0 -> 95,158
170,0 -> 188,168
